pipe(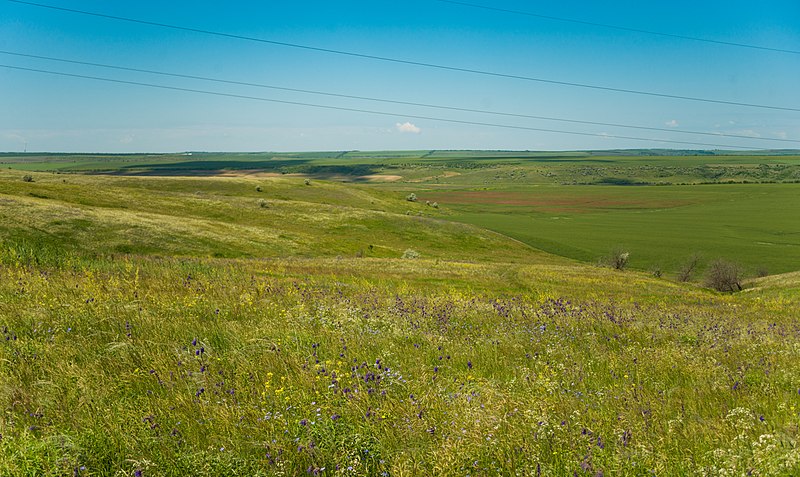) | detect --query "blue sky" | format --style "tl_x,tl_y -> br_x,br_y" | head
1,0 -> 799,152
